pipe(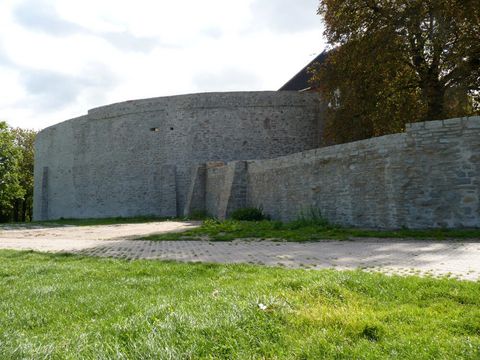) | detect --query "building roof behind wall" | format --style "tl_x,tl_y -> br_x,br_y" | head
278,51 -> 328,92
